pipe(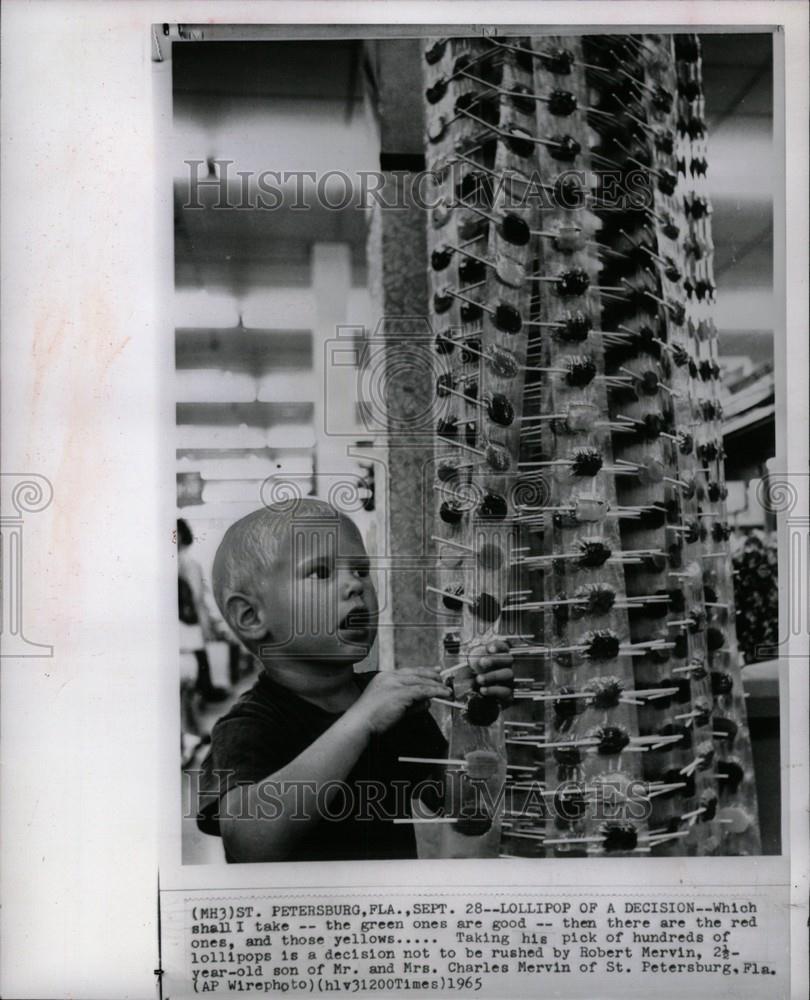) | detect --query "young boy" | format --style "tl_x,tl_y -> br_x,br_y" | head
195,498 -> 513,863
